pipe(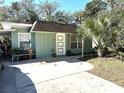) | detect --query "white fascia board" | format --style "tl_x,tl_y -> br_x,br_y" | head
2,22 -> 32,29
31,31 -> 69,34
0,29 -> 16,32
30,31 -> 56,33
30,21 -> 37,32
